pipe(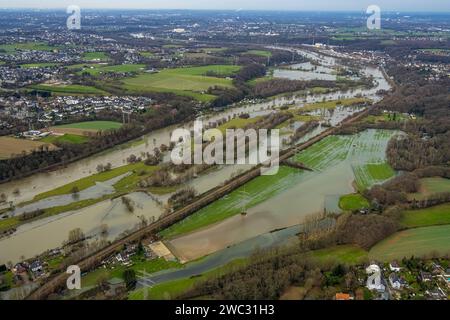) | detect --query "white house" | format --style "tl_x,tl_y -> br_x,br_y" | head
366,264 -> 385,292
